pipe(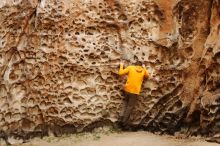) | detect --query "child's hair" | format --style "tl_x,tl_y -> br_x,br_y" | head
135,61 -> 142,66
